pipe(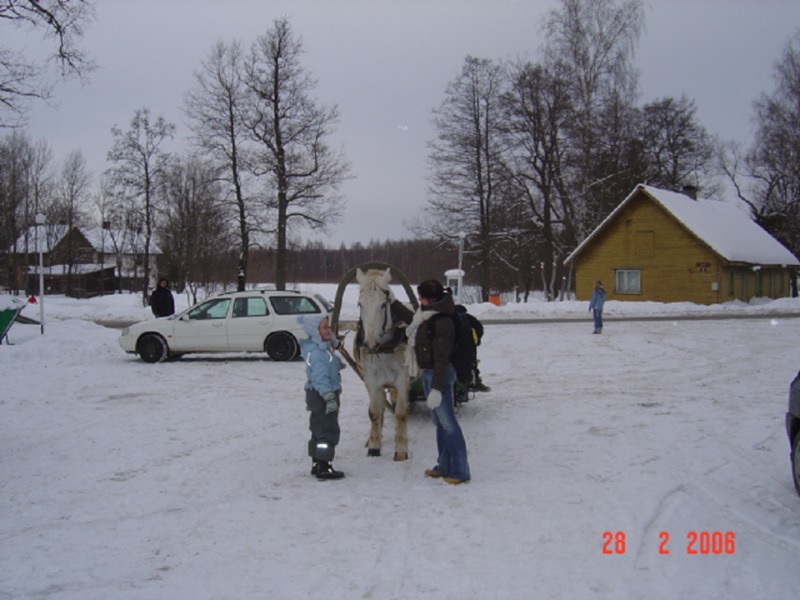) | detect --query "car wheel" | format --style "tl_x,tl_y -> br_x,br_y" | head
265,332 -> 298,361
137,333 -> 168,363
793,432 -> 800,497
